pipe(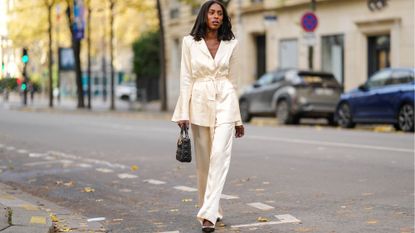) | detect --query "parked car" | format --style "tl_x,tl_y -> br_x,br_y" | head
335,68 -> 414,132
239,69 -> 342,125
116,83 -> 137,101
